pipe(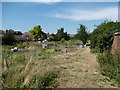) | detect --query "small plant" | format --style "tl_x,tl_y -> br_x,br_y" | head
44,48 -> 55,54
